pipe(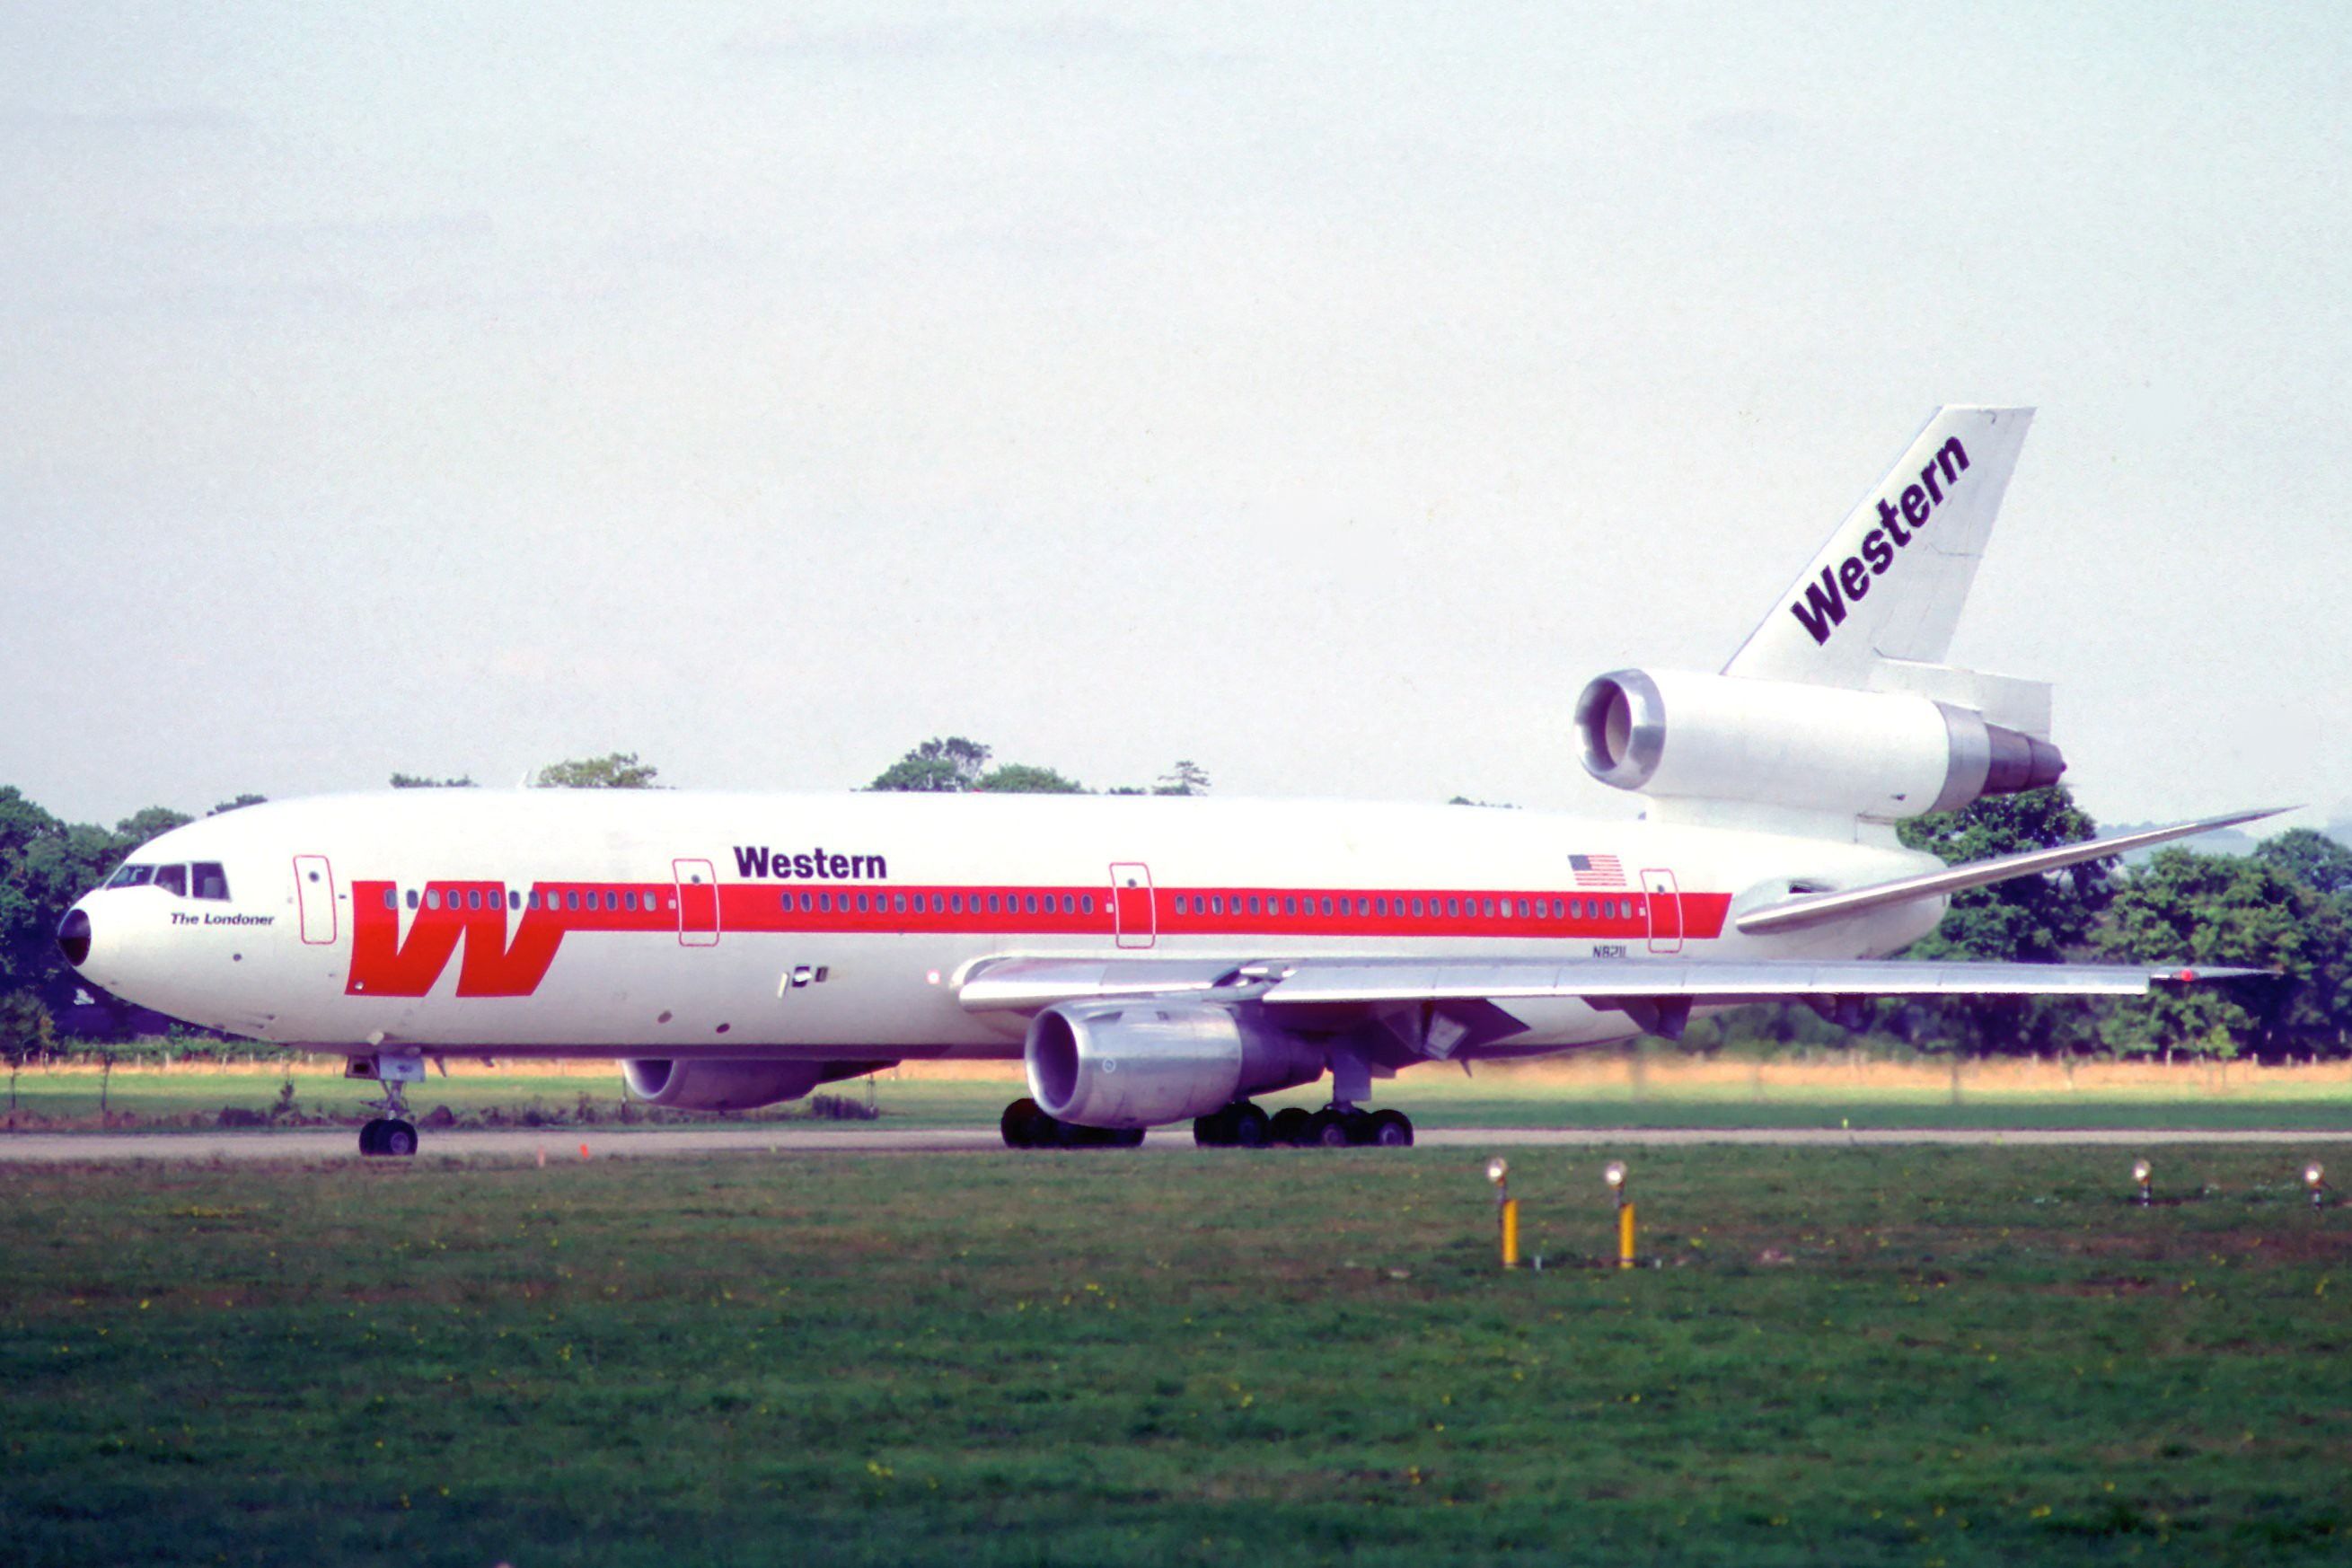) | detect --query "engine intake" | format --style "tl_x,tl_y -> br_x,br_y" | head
1574,669 -> 2062,819
621,1058 -> 895,1112
1025,1001 -> 1322,1129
